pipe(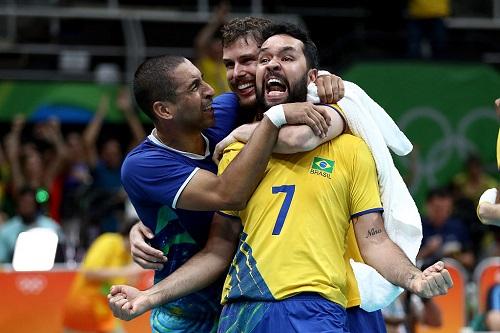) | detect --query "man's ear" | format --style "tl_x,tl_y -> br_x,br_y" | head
152,101 -> 175,120
307,68 -> 318,84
